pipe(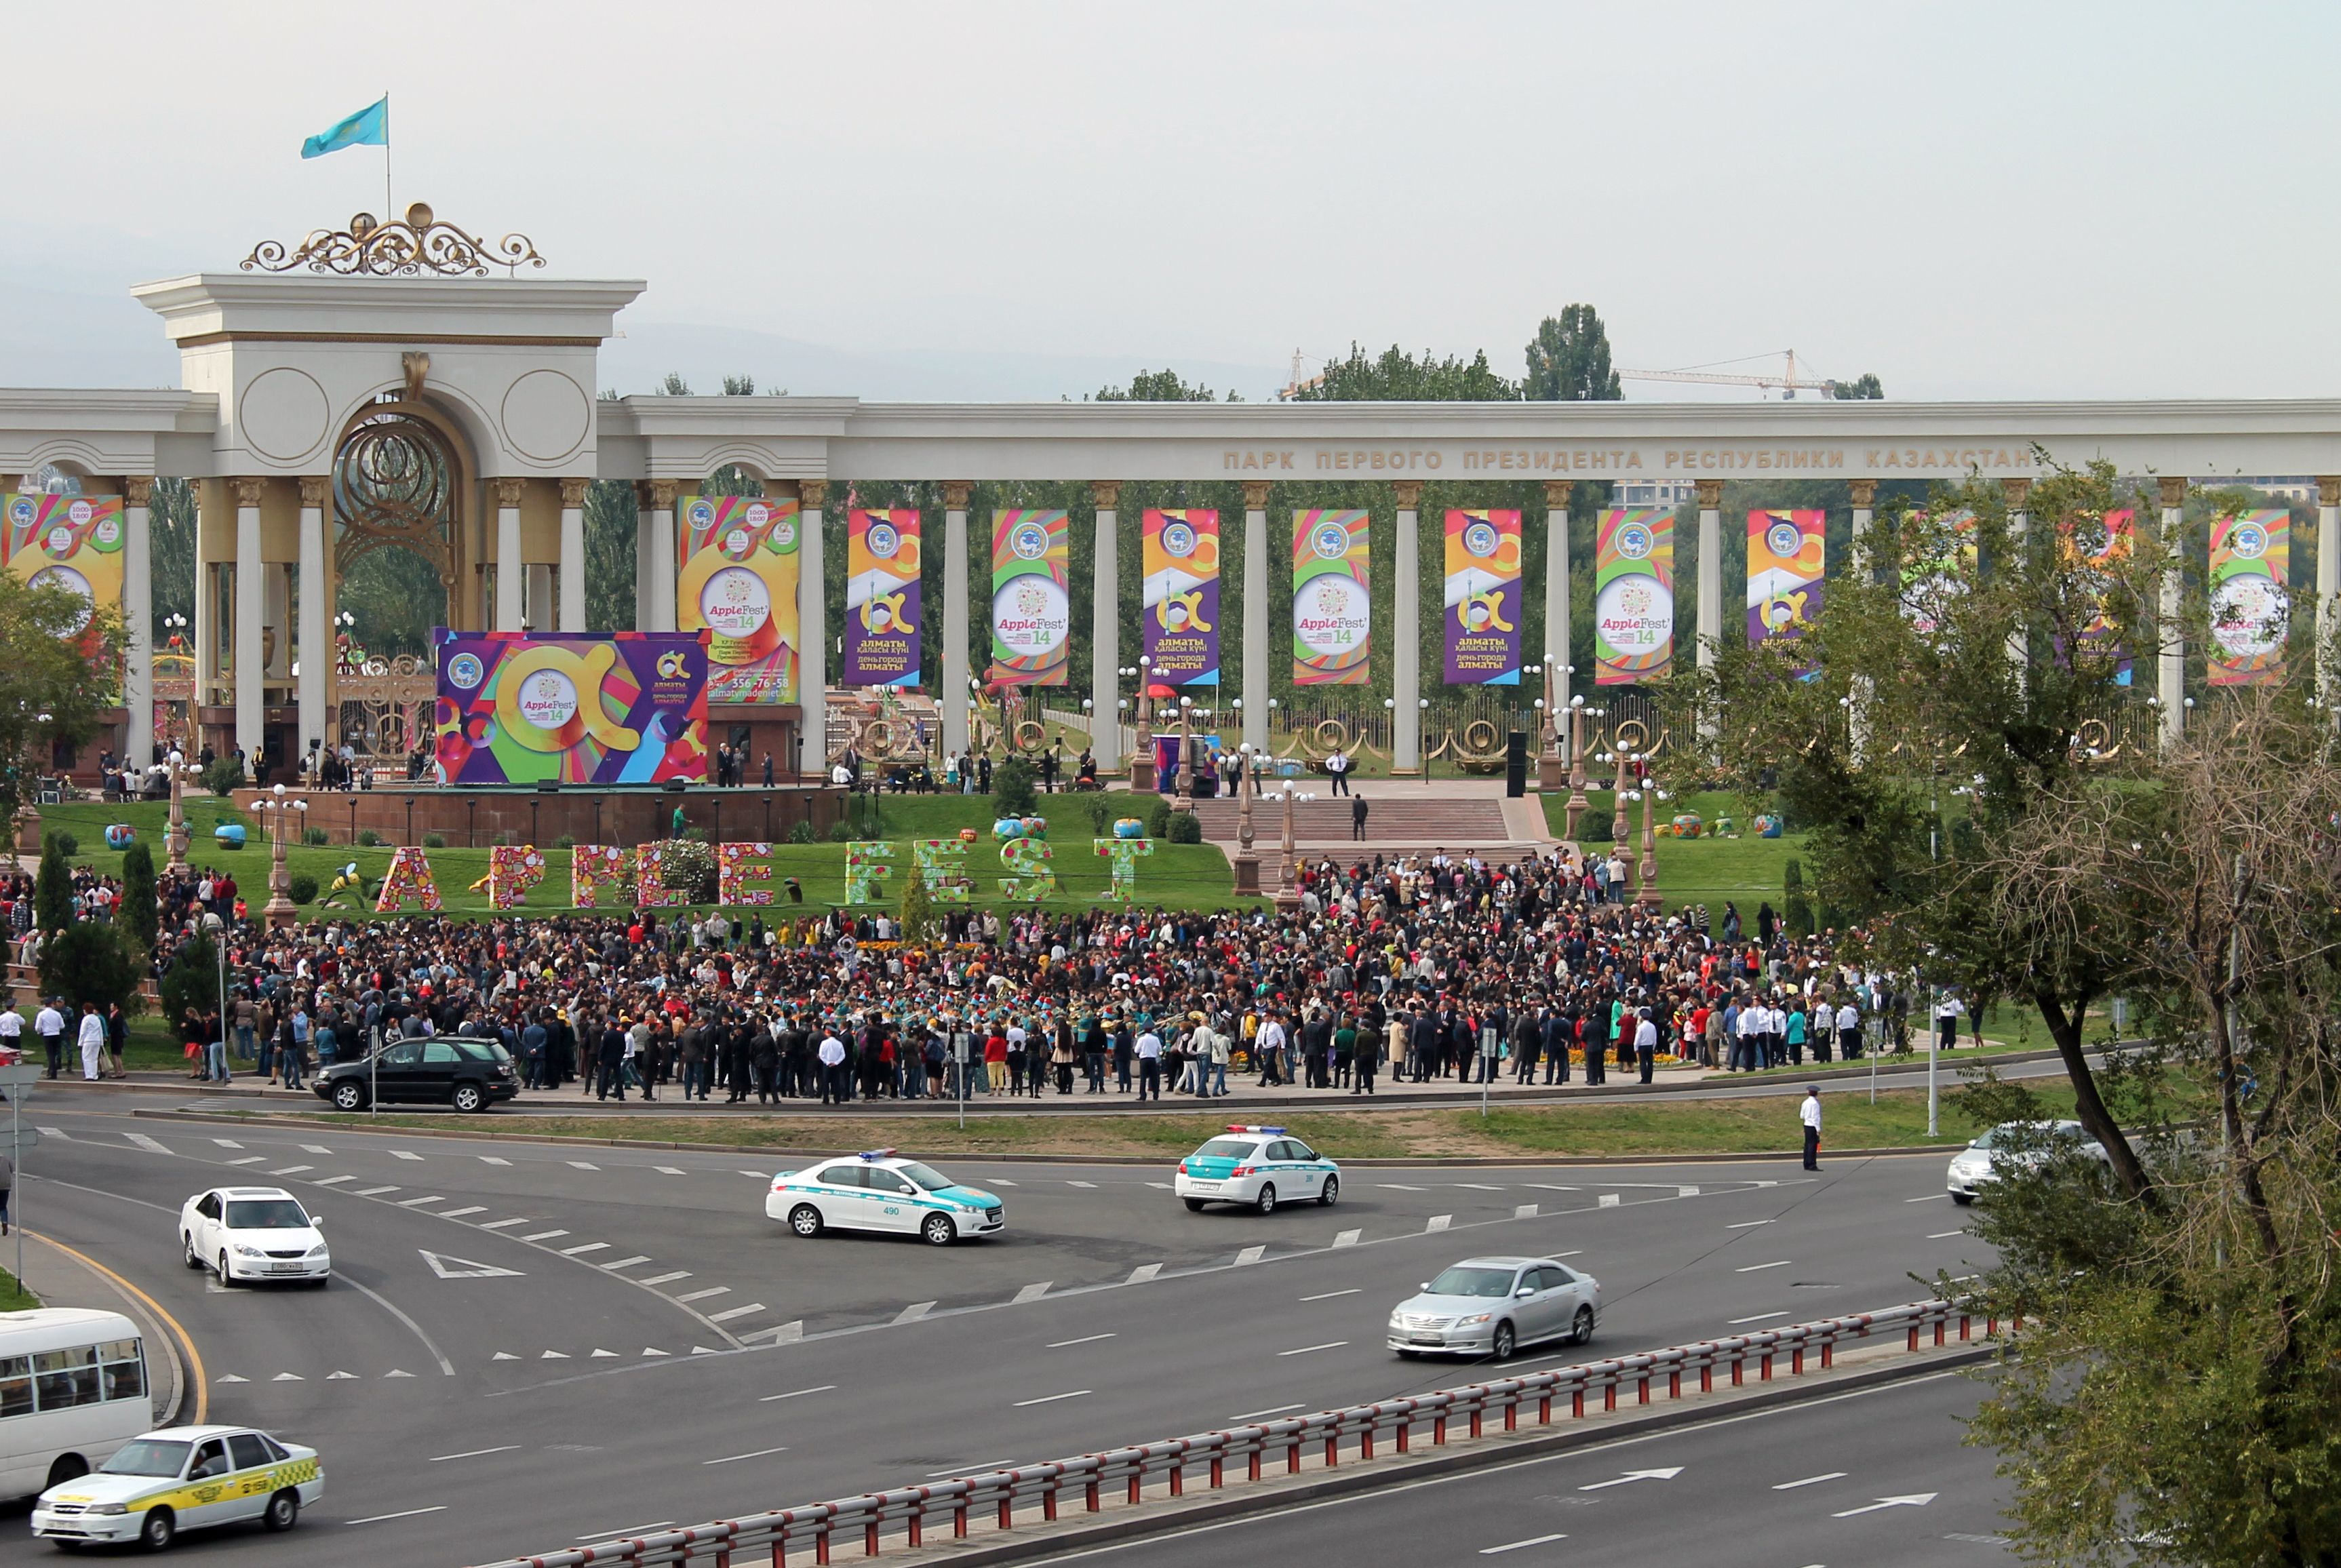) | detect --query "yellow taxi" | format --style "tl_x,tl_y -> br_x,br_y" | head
31,1424 -> 321,1550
